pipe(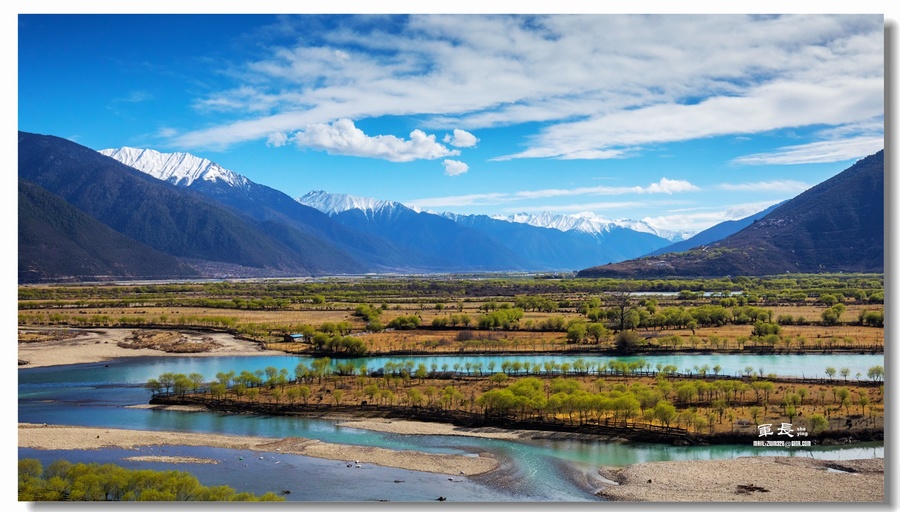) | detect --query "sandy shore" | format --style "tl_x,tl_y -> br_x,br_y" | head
18,328 -> 274,368
18,423 -> 499,476
598,456 -> 884,502
335,418 -> 525,440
